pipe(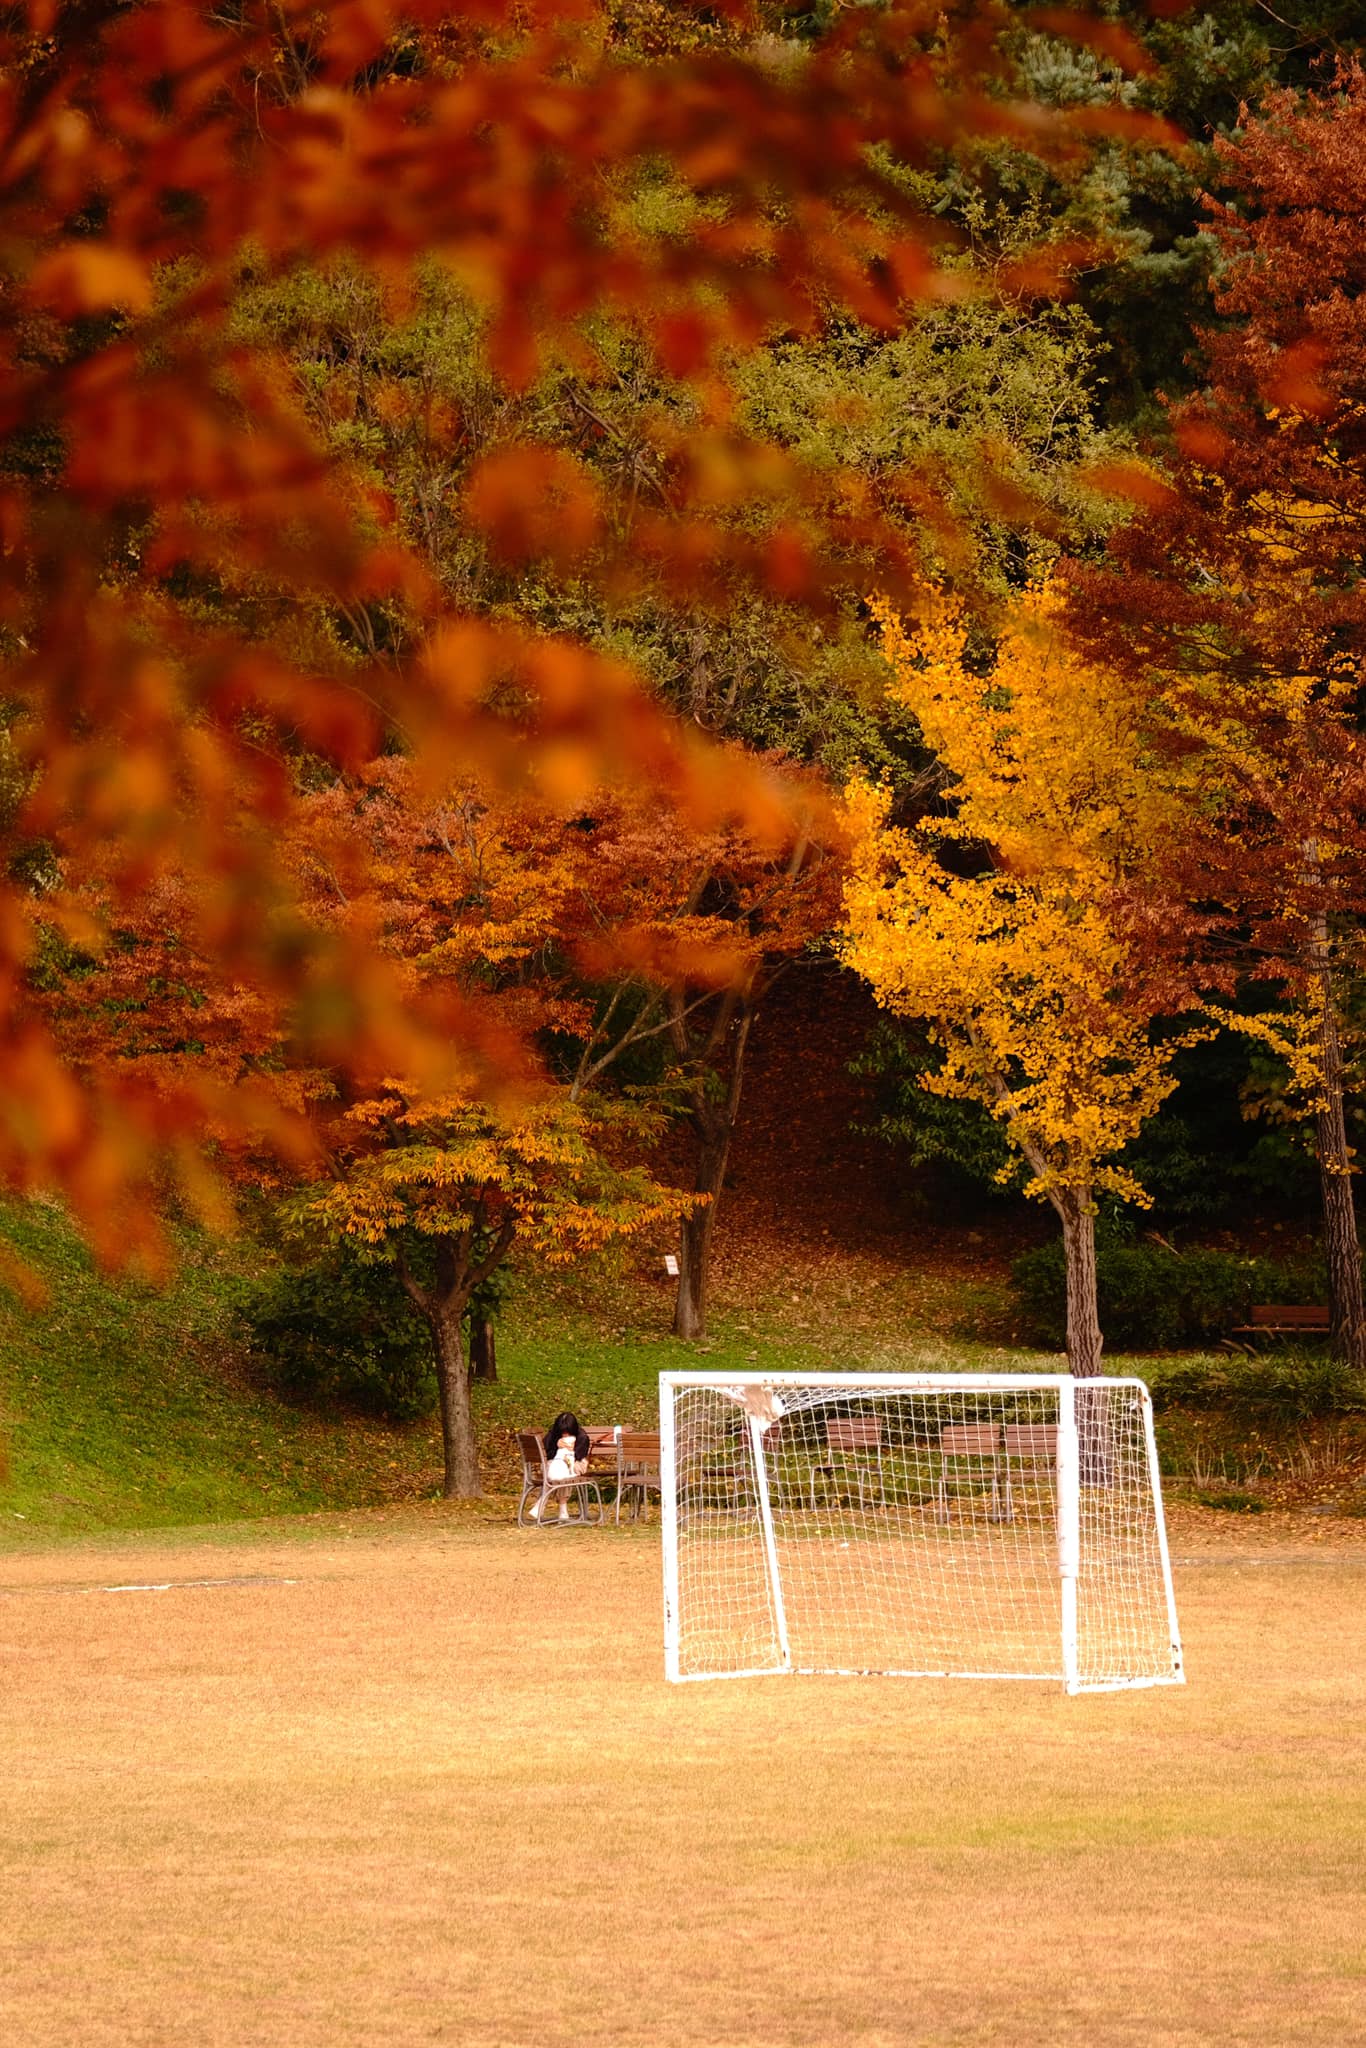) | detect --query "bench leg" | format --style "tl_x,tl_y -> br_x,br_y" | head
519,1482 -> 556,1527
